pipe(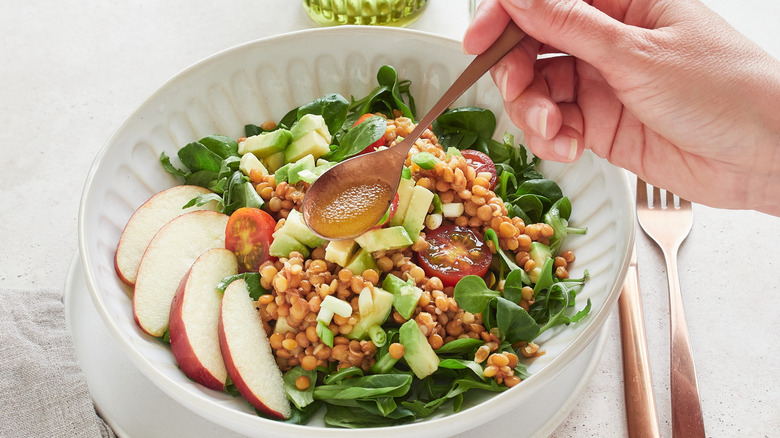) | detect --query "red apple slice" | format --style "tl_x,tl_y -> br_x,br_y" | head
219,279 -> 291,419
115,185 -> 219,286
169,248 -> 237,391
133,210 -> 229,337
